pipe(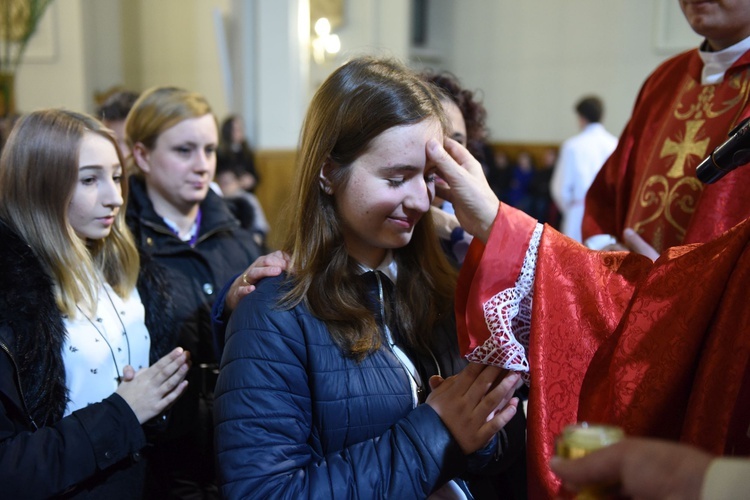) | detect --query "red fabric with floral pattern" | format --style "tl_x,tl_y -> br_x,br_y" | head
456,204 -> 750,499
